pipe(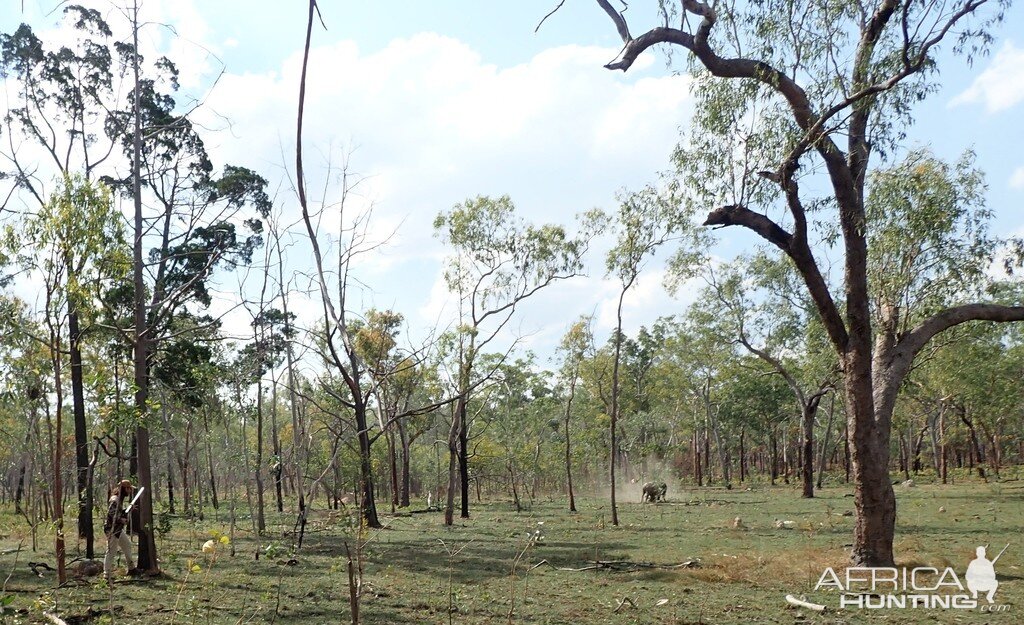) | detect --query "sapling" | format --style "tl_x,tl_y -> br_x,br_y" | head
507,522 -> 544,623
437,539 -> 473,625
